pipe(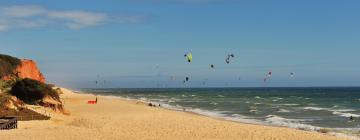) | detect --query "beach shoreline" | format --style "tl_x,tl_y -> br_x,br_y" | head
0,88 -> 352,140
79,90 -> 359,140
